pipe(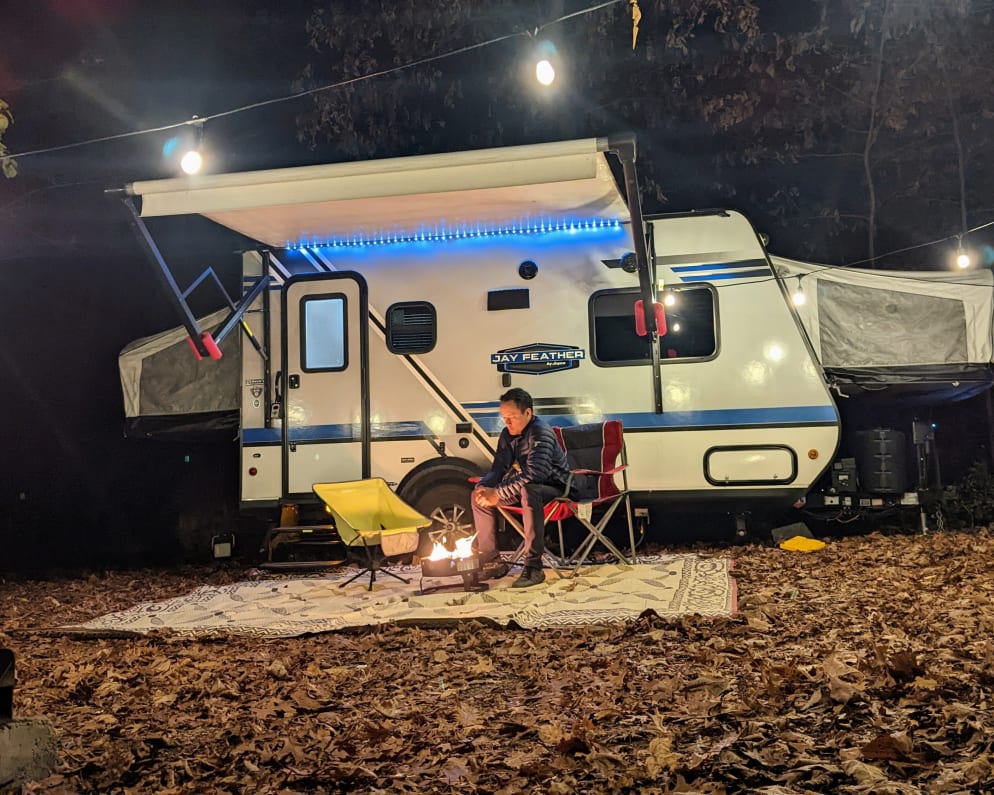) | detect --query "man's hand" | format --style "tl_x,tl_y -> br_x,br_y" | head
474,486 -> 499,508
